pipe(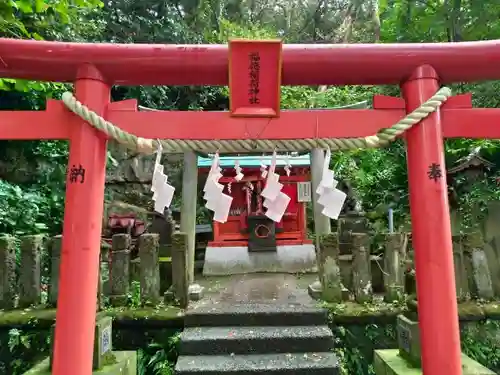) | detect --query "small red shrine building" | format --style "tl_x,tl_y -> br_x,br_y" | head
198,153 -> 316,275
